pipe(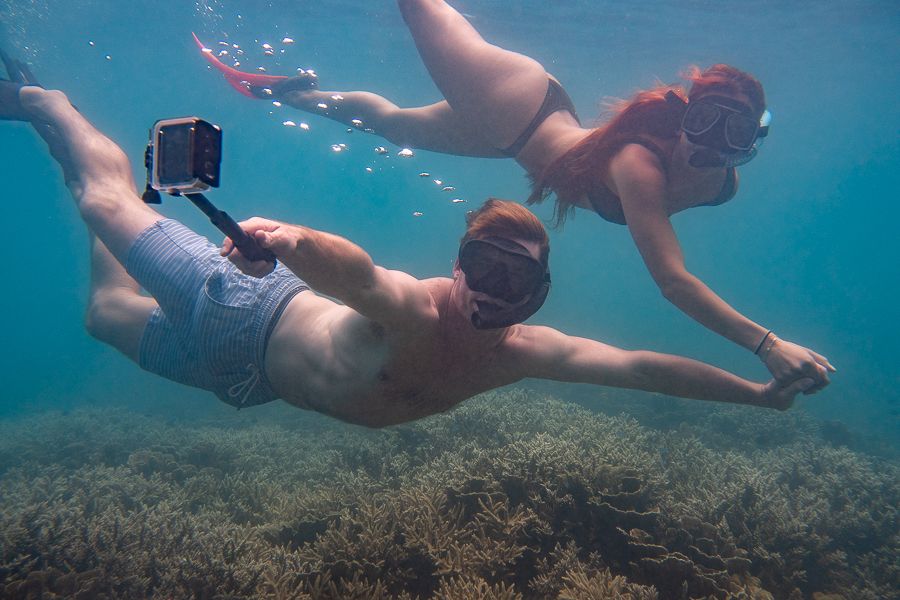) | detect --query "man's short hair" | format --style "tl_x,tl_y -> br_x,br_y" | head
461,198 -> 550,267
